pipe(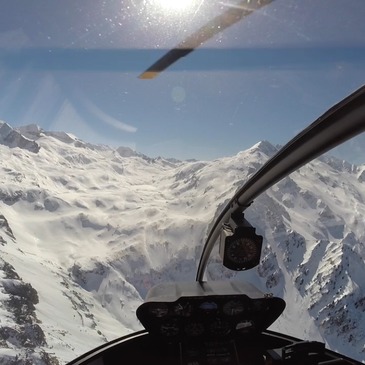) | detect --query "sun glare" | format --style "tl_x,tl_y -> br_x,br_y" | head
153,0 -> 195,12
